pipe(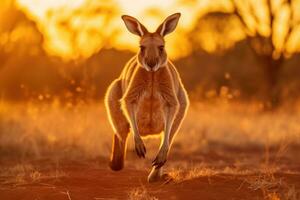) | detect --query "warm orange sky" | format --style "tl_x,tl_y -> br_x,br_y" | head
14,0 -> 300,60
16,0 -> 218,60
